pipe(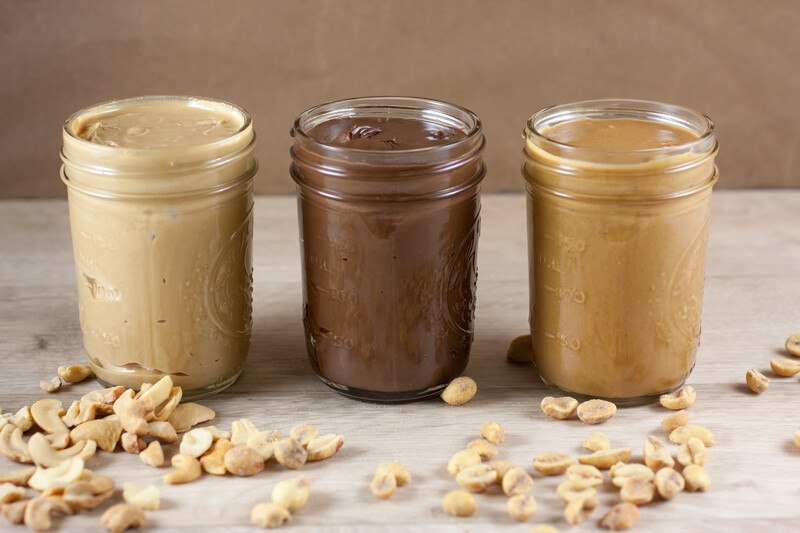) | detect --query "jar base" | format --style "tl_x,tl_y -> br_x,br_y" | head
538,376 -> 683,407
315,374 -> 446,403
